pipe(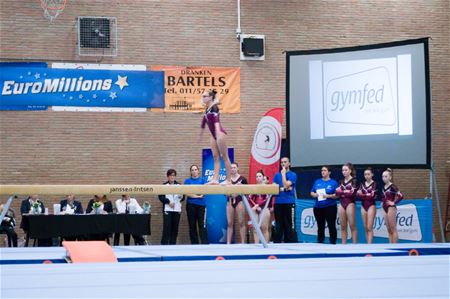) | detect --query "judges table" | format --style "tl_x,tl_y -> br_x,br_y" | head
22,214 -> 151,239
